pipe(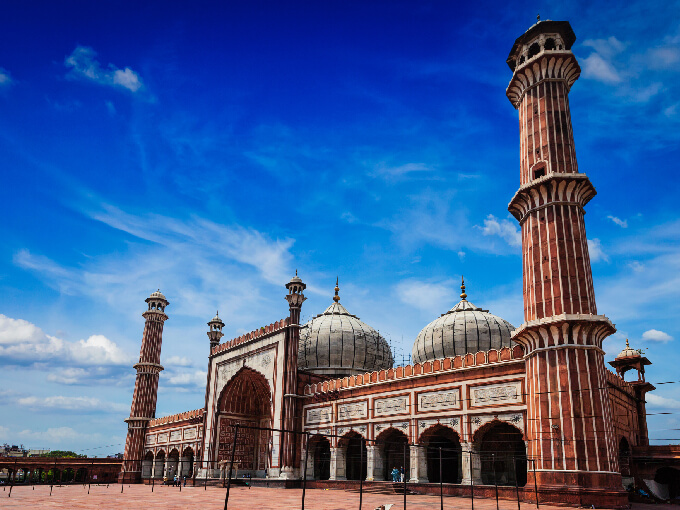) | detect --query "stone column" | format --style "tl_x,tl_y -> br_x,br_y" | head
329,447 -> 346,480
366,445 -> 384,481
461,442 -> 482,485
409,445 -> 428,483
